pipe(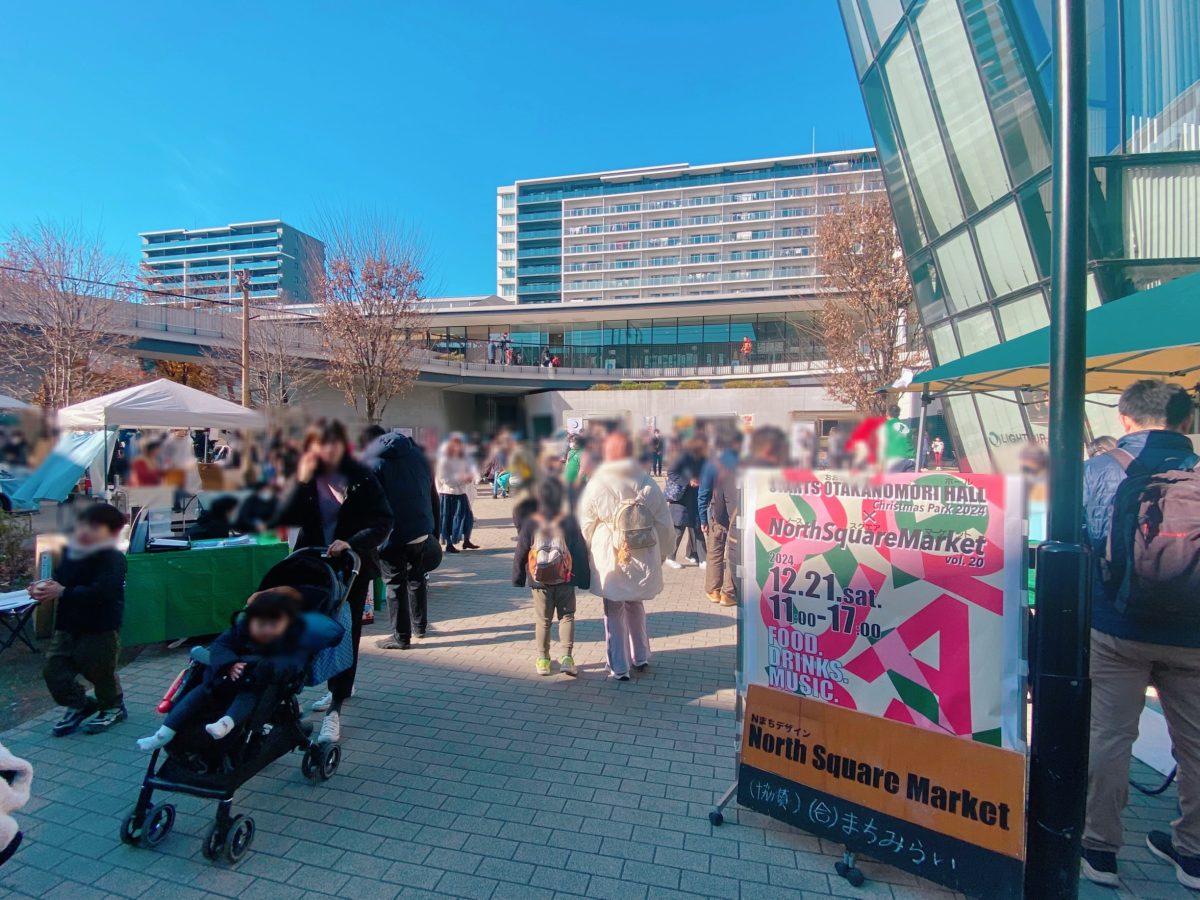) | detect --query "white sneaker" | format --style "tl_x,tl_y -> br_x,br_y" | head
311,687 -> 354,712
698,561 -> 707,570
319,711 -> 341,744
665,559 -> 683,570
